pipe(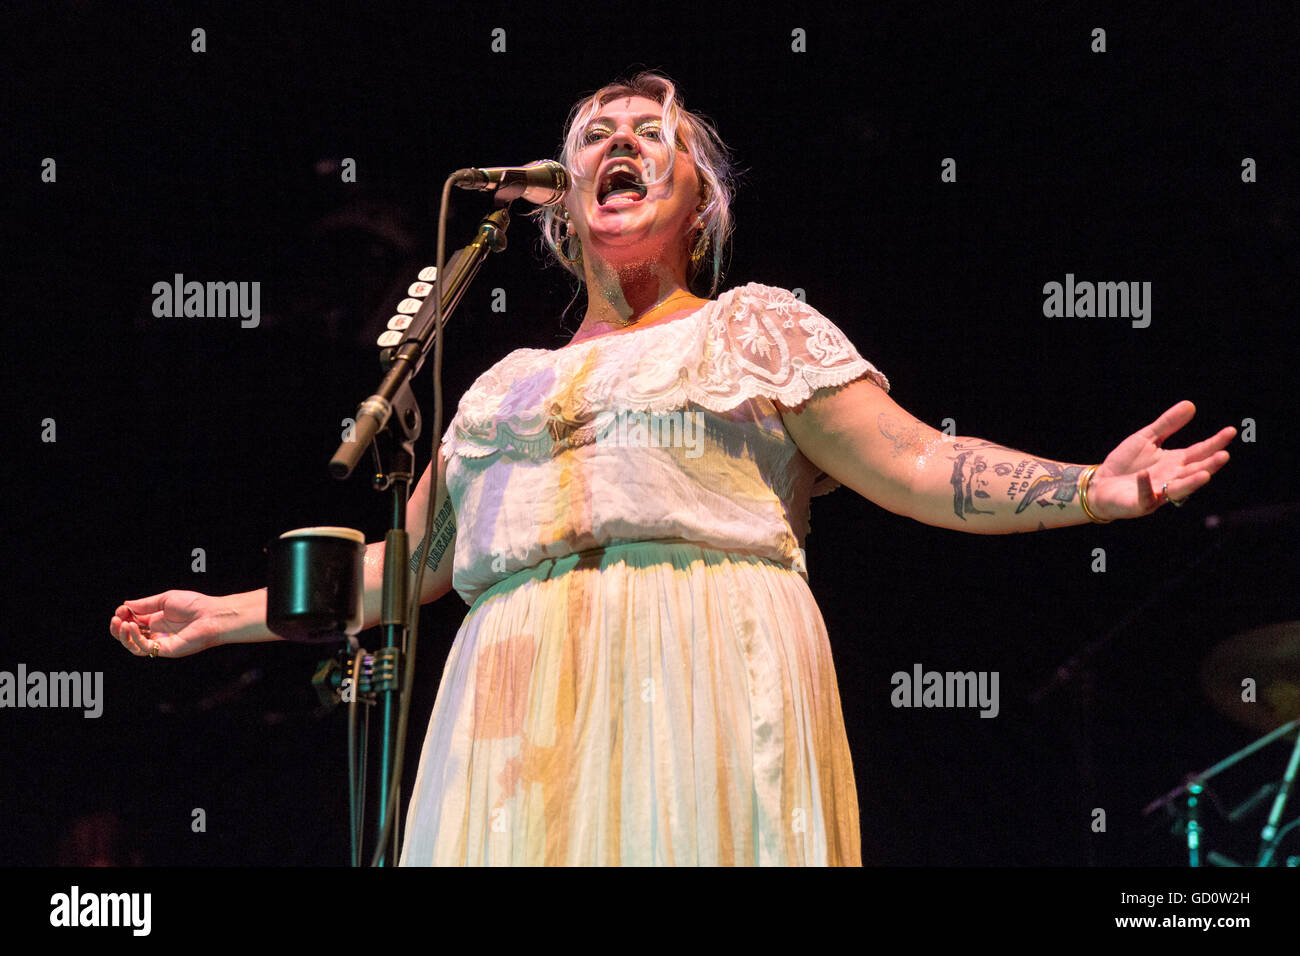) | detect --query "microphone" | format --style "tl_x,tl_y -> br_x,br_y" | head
451,159 -> 569,205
